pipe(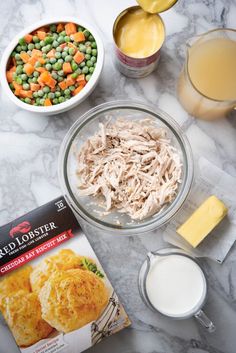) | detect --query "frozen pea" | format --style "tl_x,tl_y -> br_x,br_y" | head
16,77 -> 22,84
55,51 -> 61,59
45,36 -> 53,44
90,56 -> 96,63
53,40 -> 59,48
91,41 -> 97,49
61,31 -> 66,36
16,45 -> 22,52
15,53 -> 21,60
35,61 -> 41,68
40,98 -> 45,105
40,40 -> 45,46
57,76 -> 64,82
80,61 -> 85,68
45,63 -> 52,71
43,86 -> 50,93
21,73 -> 27,81
69,85 -> 75,91
48,92 -> 55,99
57,70 -> 64,77
63,46 -> 69,52
64,89 -> 70,96
24,97 -> 31,104
86,74 -> 91,81
79,44 -> 86,52
58,36 -> 65,44
42,46 -> 47,53
82,66 -> 89,74
50,57 -> 57,64
68,47 -> 75,55
35,43 -> 41,49
56,46 -> 62,52
28,43 -> 34,50
53,98 -> 58,104
88,35 -> 94,41
38,90 -> 44,97
64,36 -> 70,42
16,65 -> 23,74
33,71 -> 39,78
86,60 -> 92,67
86,47 -> 92,55
33,92 -> 38,98
85,54 -> 91,60
83,29 -> 90,38
89,67 -> 94,74
75,68 -> 82,75
53,62 -> 62,71
55,91 -> 61,98
33,35 -> 39,43
27,50 -> 32,56
51,72 -> 58,80
58,96 -> 65,103
50,24 -> 57,32
71,72 -> 78,79
32,77 -> 37,83
42,53 -> 47,59
92,48 -> 97,56
71,61 -> 78,71
53,33 -> 58,39
62,51 -> 67,59
65,55 -> 72,62
19,37 -> 26,46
